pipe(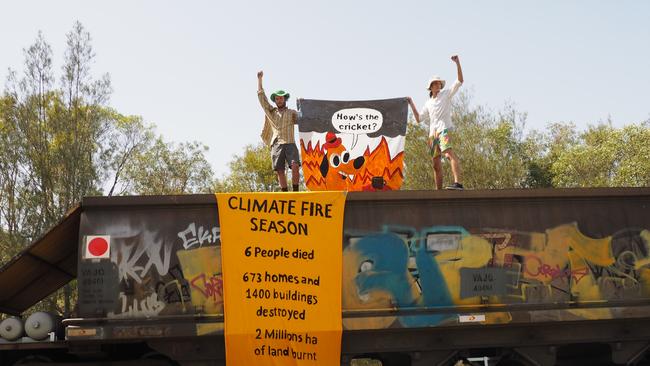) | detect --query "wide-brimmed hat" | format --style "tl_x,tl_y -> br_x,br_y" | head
426,76 -> 446,90
323,131 -> 342,149
271,90 -> 290,102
